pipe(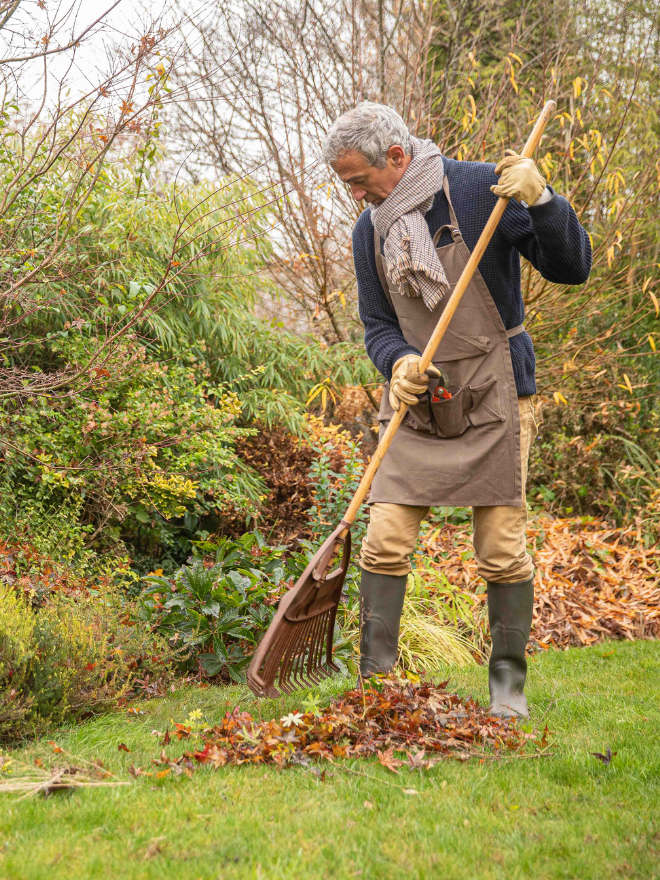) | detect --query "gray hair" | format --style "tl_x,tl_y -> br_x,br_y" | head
322,101 -> 411,168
